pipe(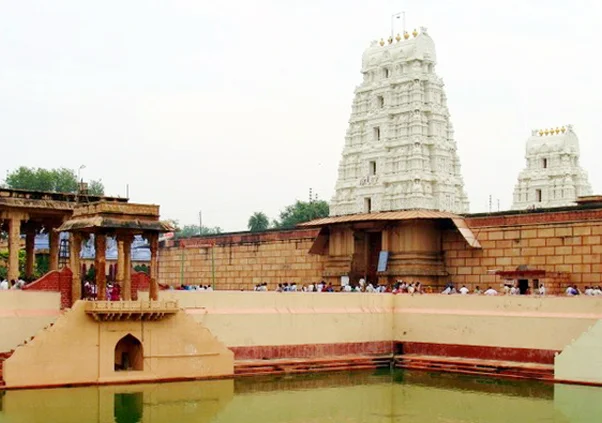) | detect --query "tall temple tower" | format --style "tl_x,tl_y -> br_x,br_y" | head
512,125 -> 592,210
329,27 -> 469,216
